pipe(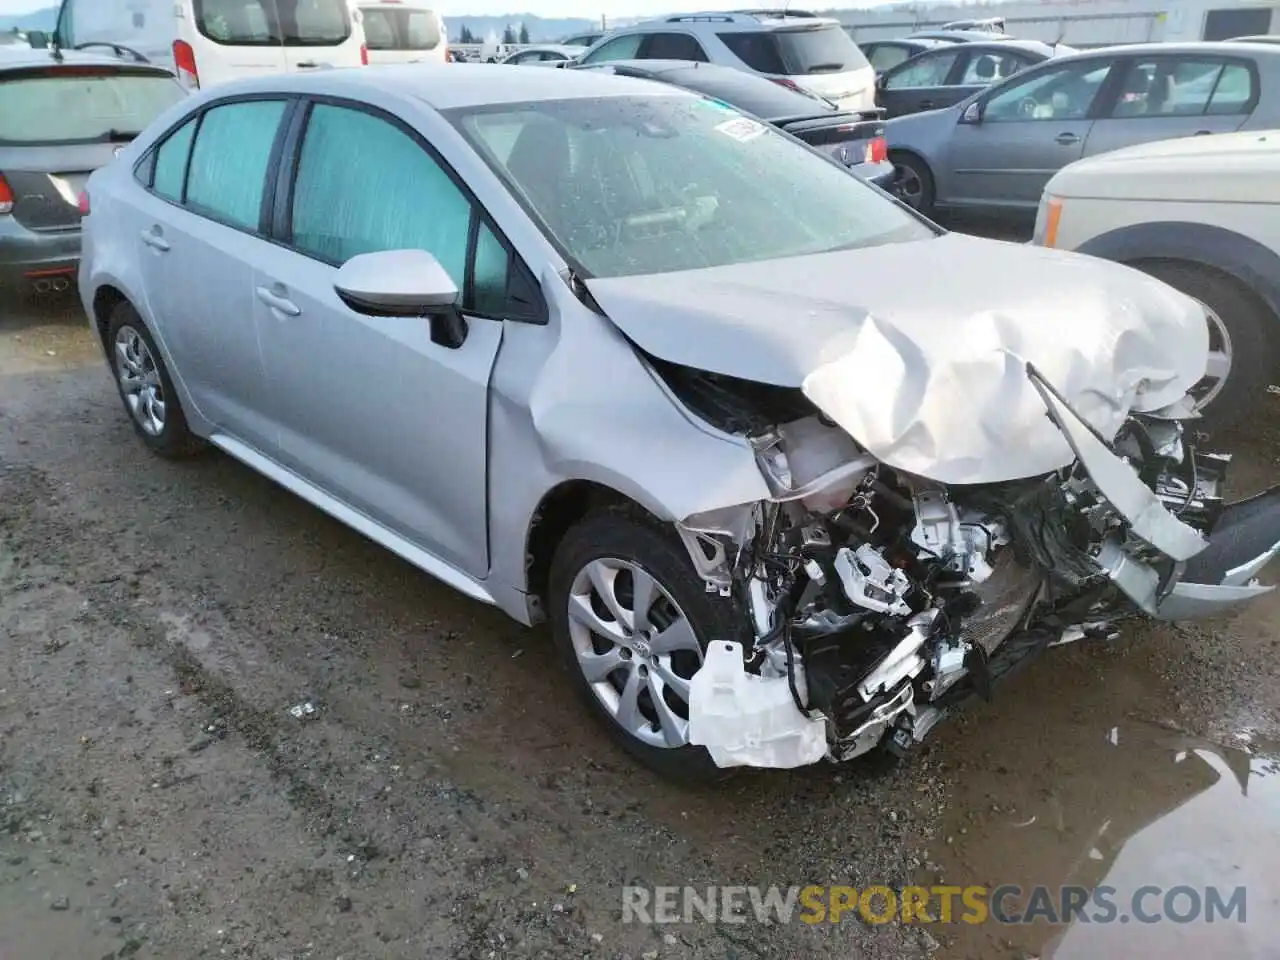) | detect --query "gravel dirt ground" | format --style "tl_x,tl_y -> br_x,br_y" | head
0,275 -> 1276,960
